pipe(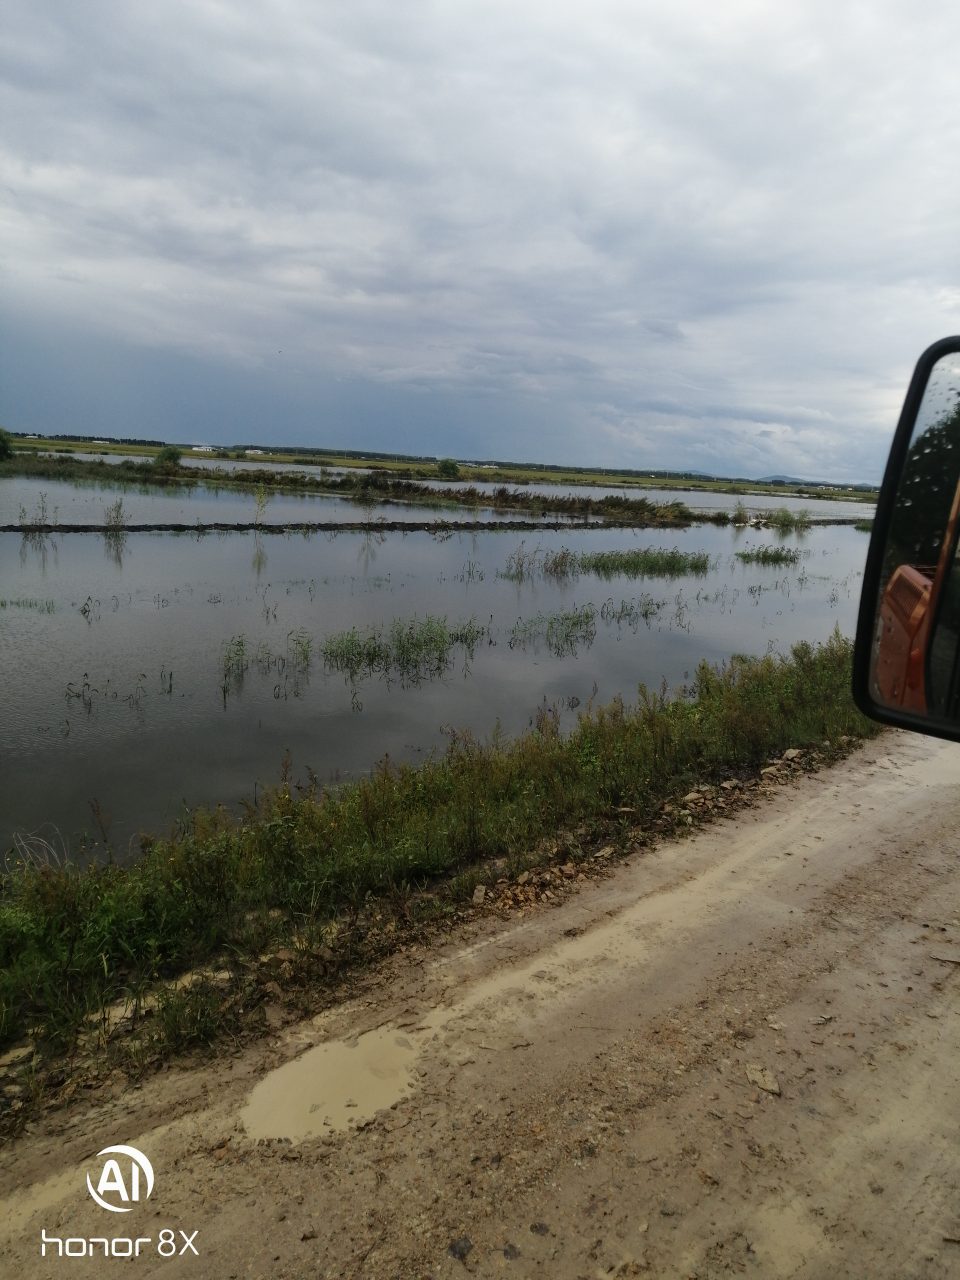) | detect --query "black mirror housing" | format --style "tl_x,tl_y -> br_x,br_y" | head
853,335 -> 960,740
